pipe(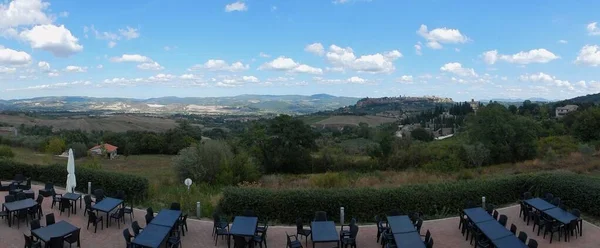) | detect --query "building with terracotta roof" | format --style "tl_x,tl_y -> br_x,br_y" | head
89,143 -> 118,159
